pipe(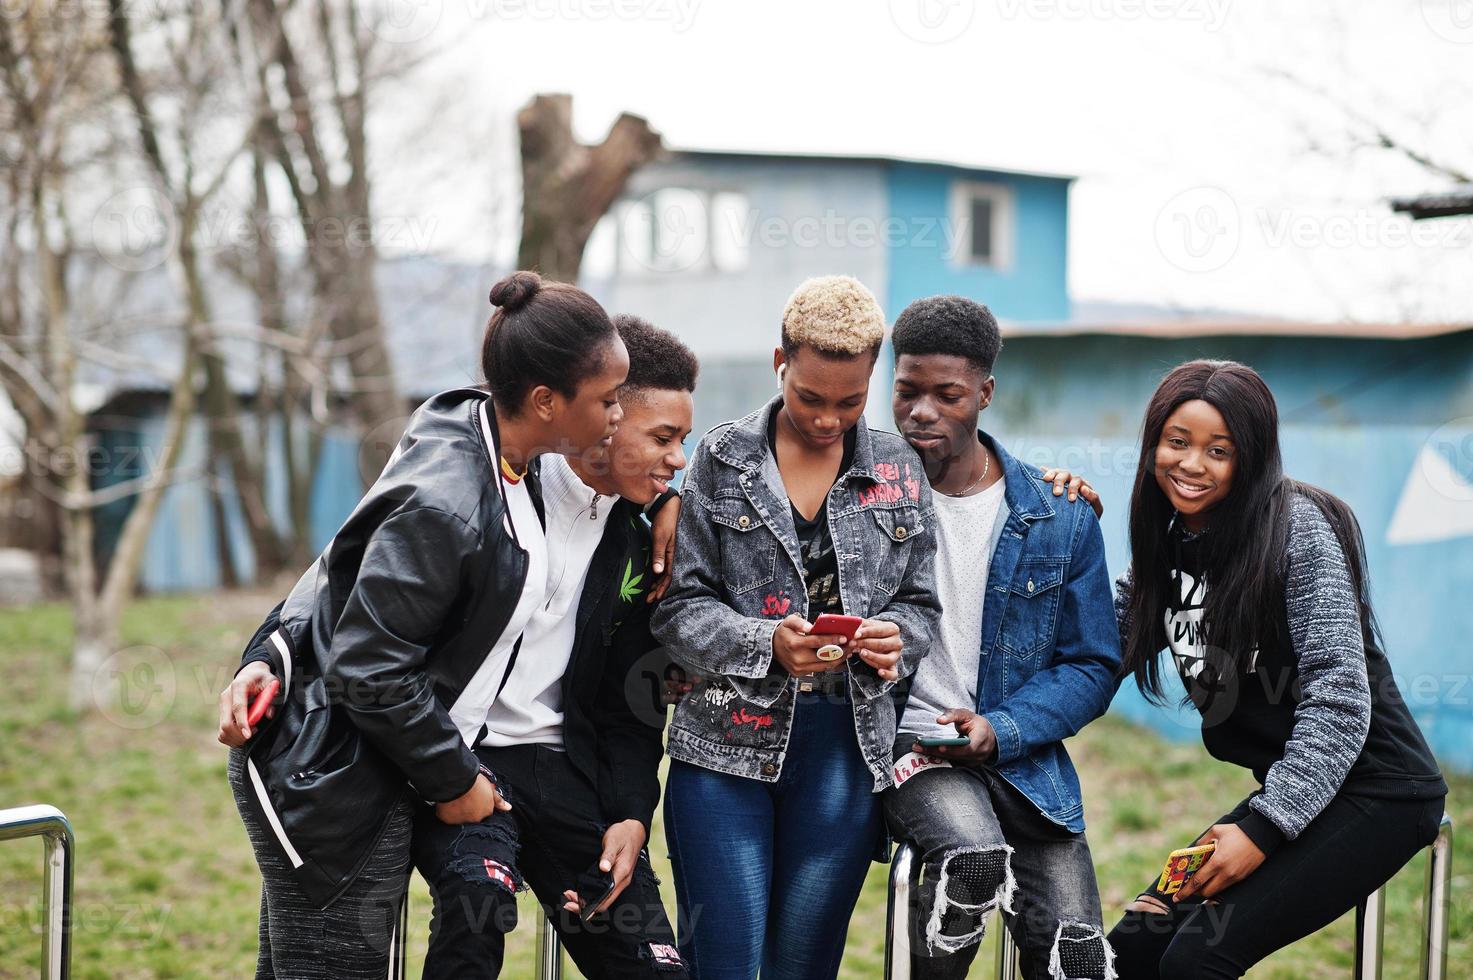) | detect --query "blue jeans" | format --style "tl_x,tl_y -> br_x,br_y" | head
663,686 -> 883,980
